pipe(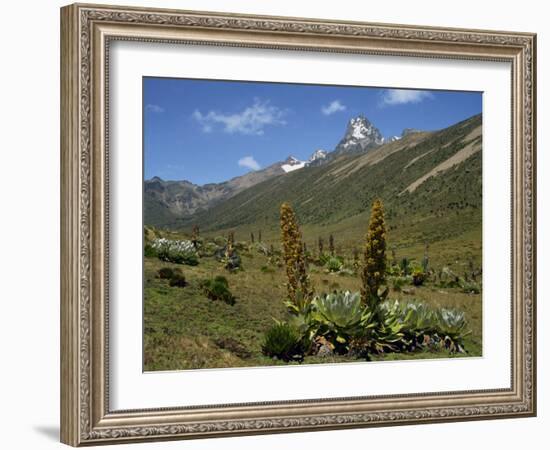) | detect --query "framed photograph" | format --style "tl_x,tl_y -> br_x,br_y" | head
60,3 -> 536,446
